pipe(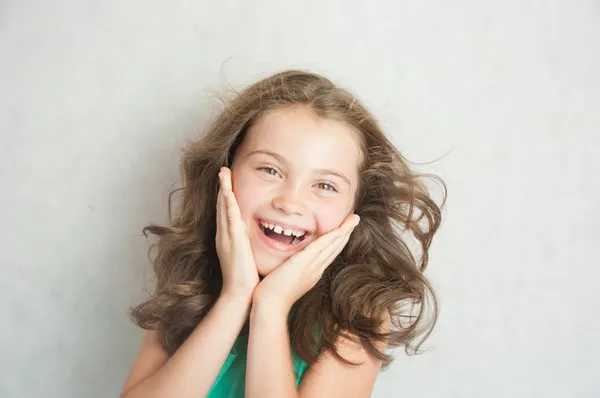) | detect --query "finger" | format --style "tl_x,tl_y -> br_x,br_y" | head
216,175 -> 229,239
313,234 -> 351,271
288,226 -> 352,275
300,214 -> 359,259
220,167 -> 233,192
340,214 -> 360,234
220,169 -> 246,234
218,168 -> 235,228
313,214 -> 357,262
224,190 -> 243,230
